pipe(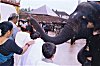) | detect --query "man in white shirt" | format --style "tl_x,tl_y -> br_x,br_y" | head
8,13 -> 20,41
14,24 -> 33,66
36,42 -> 59,66
15,32 -> 44,66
